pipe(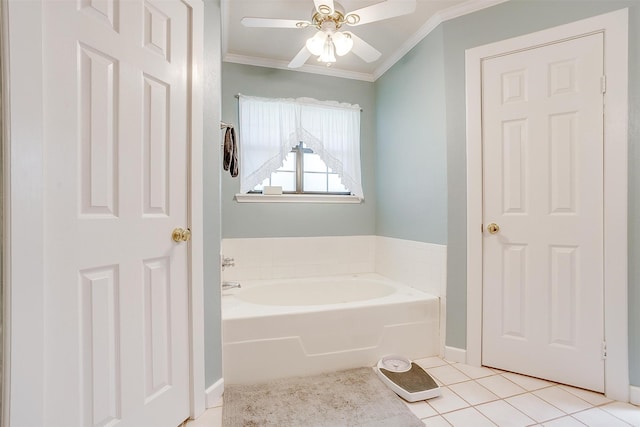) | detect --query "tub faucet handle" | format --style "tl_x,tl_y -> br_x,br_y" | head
222,256 -> 235,269
222,281 -> 241,290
